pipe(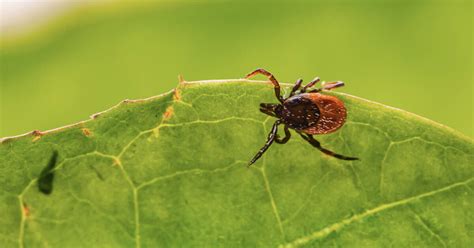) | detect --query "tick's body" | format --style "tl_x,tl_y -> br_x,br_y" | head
277,93 -> 346,134
246,68 -> 358,166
